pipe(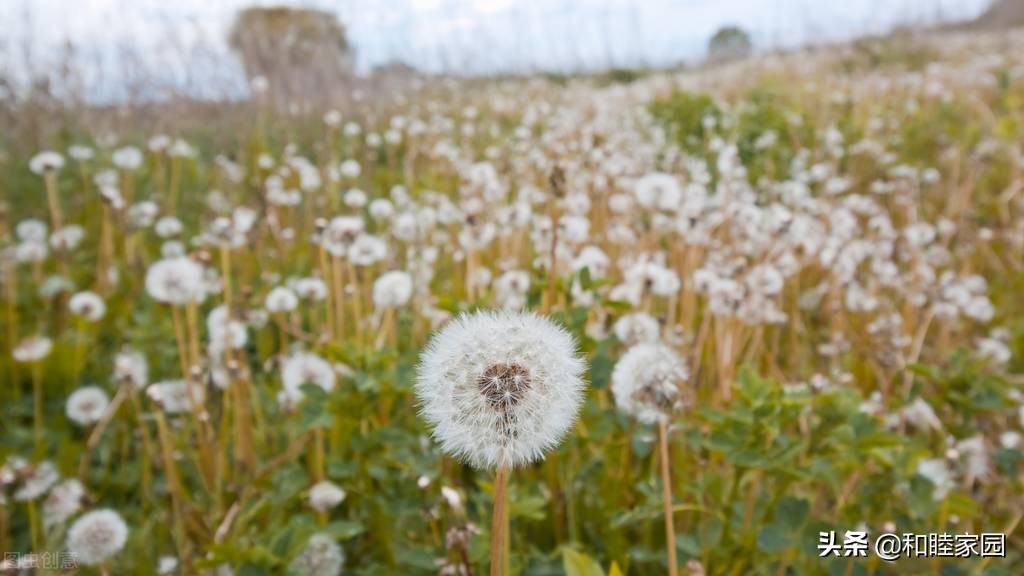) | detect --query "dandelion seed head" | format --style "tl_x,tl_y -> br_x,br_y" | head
114,348 -> 148,389
612,342 -> 688,425
112,146 -> 143,171
279,352 -> 336,409
44,479 -> 85,528
16,219 -> 49,242
13,336 -> 52,362
613,312 -> 660,346
13,461 -> 59,502
145,257 -> 206,305
157,556 -> 179,575
287,533 -> 344,576
66,509 -> 128,566
148,380 -> 205,414
307,480 -> 346,513
916,458 -> 953,500
265,286 -> 299,313
291,277 -> 328,300
373,270 -> 413,309
66,386 -> 110,426
415,310 -> 586,469
29,151 -> 65,174
633,172 -> 682,211
344,188 -> 368,208
69,291 -> 106,321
